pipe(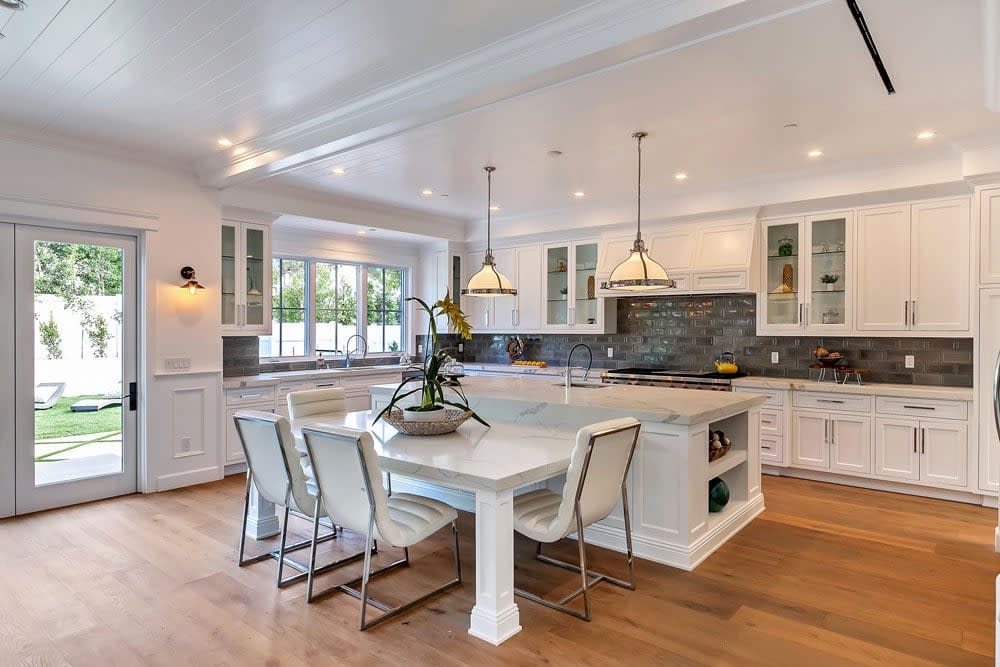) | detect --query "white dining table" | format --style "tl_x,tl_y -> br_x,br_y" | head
288,409 -> 577,645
